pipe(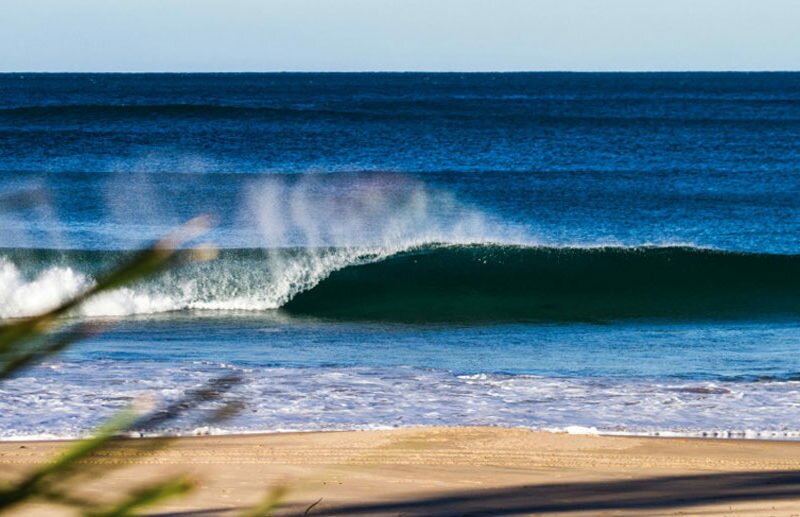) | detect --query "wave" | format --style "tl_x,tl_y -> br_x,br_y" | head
283,244 -> 800,322
3,103 -> 798,125
0,103 -> 358,121
2,244 -> 799,322
0,247 -> 387,319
